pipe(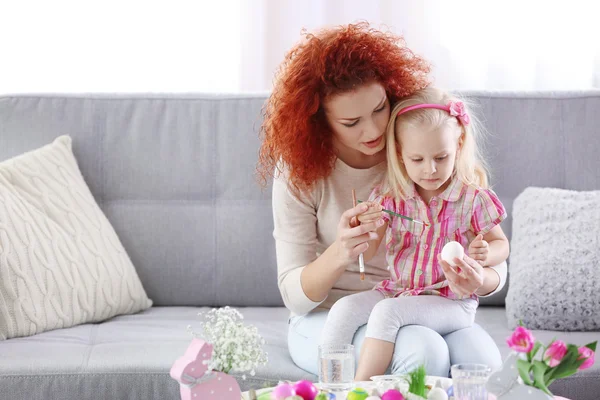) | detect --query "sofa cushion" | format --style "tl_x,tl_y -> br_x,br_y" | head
0,136 -> 151,340
0,306 -> 313,399
505,187 -> 600,331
